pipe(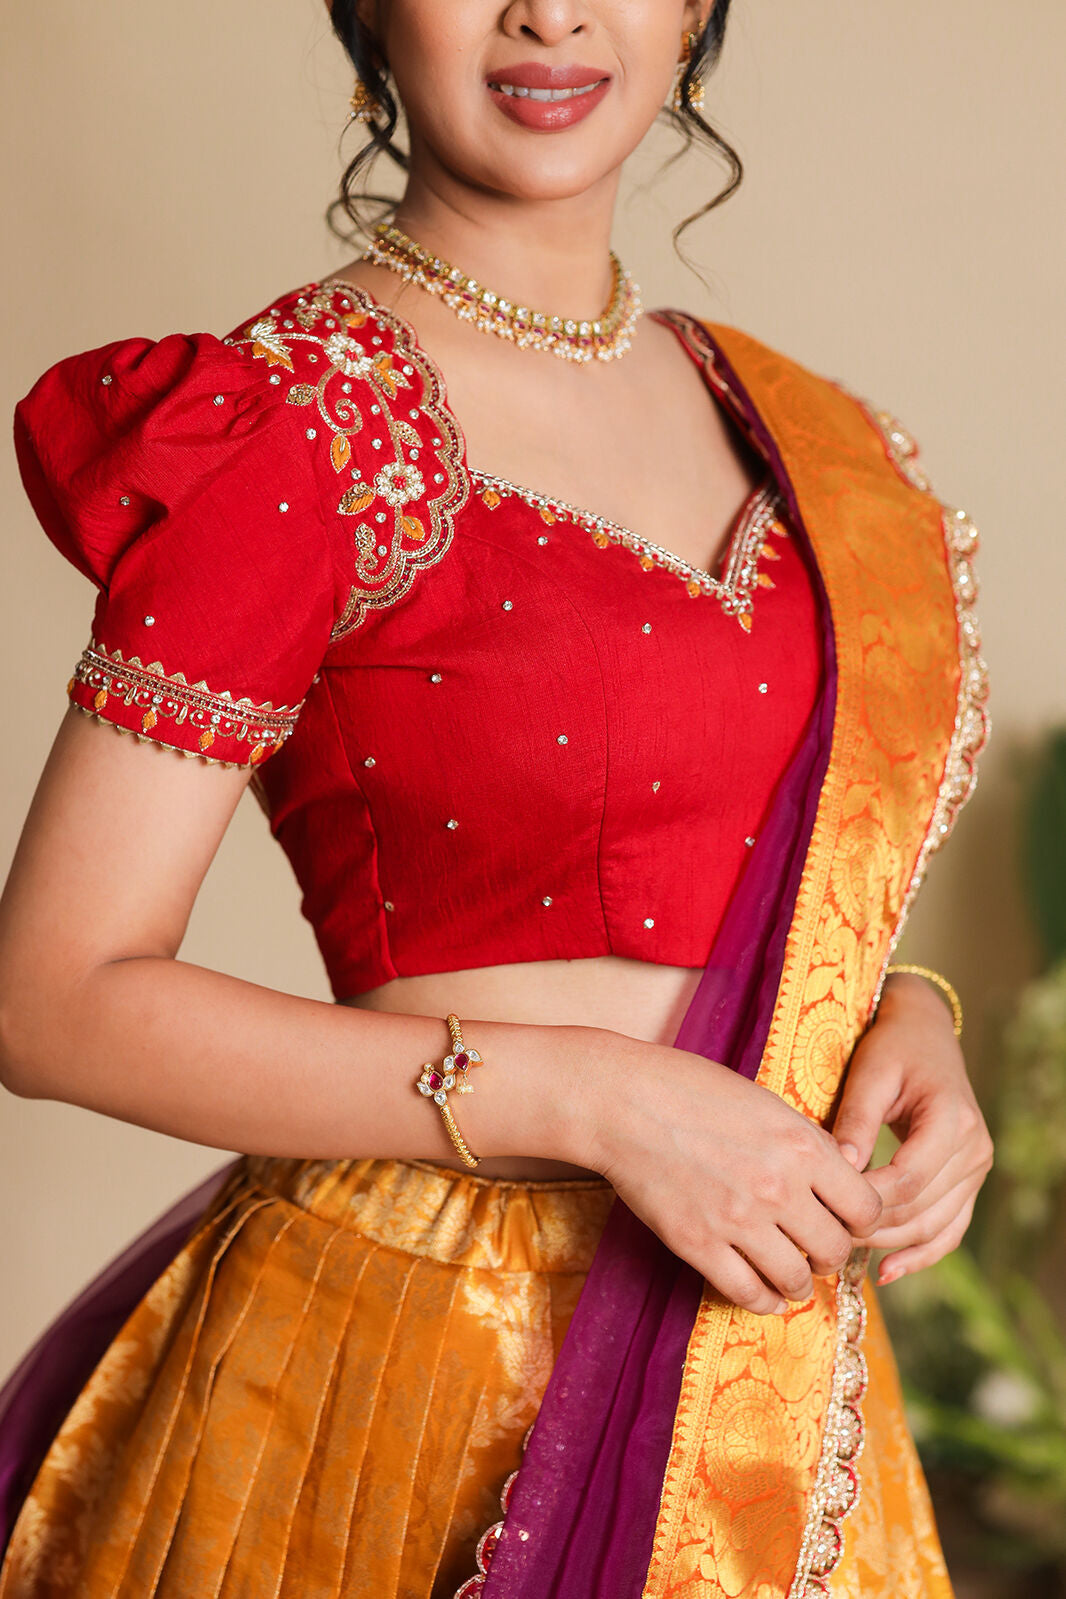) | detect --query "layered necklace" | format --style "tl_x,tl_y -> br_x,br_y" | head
360,220 -> 642,364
